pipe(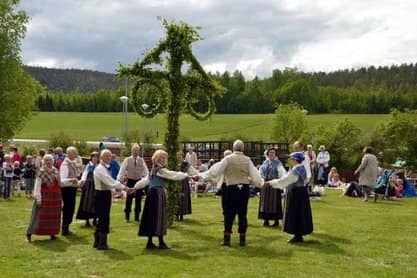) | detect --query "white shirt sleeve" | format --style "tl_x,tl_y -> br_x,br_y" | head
249,163 -> 264,188
34,177 -> 42,203
95,166 -> 123,190
116,158 -> 128,181
277,164 -> 287,178
270,171 -> 298,190
60,164 -> 75,187
157,168 -> 188,181
80,167 -> 88,182
303,159 -> 312,182
206,158 -> 228,182
134,175 -> 150,190
141,158 -> 149,177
